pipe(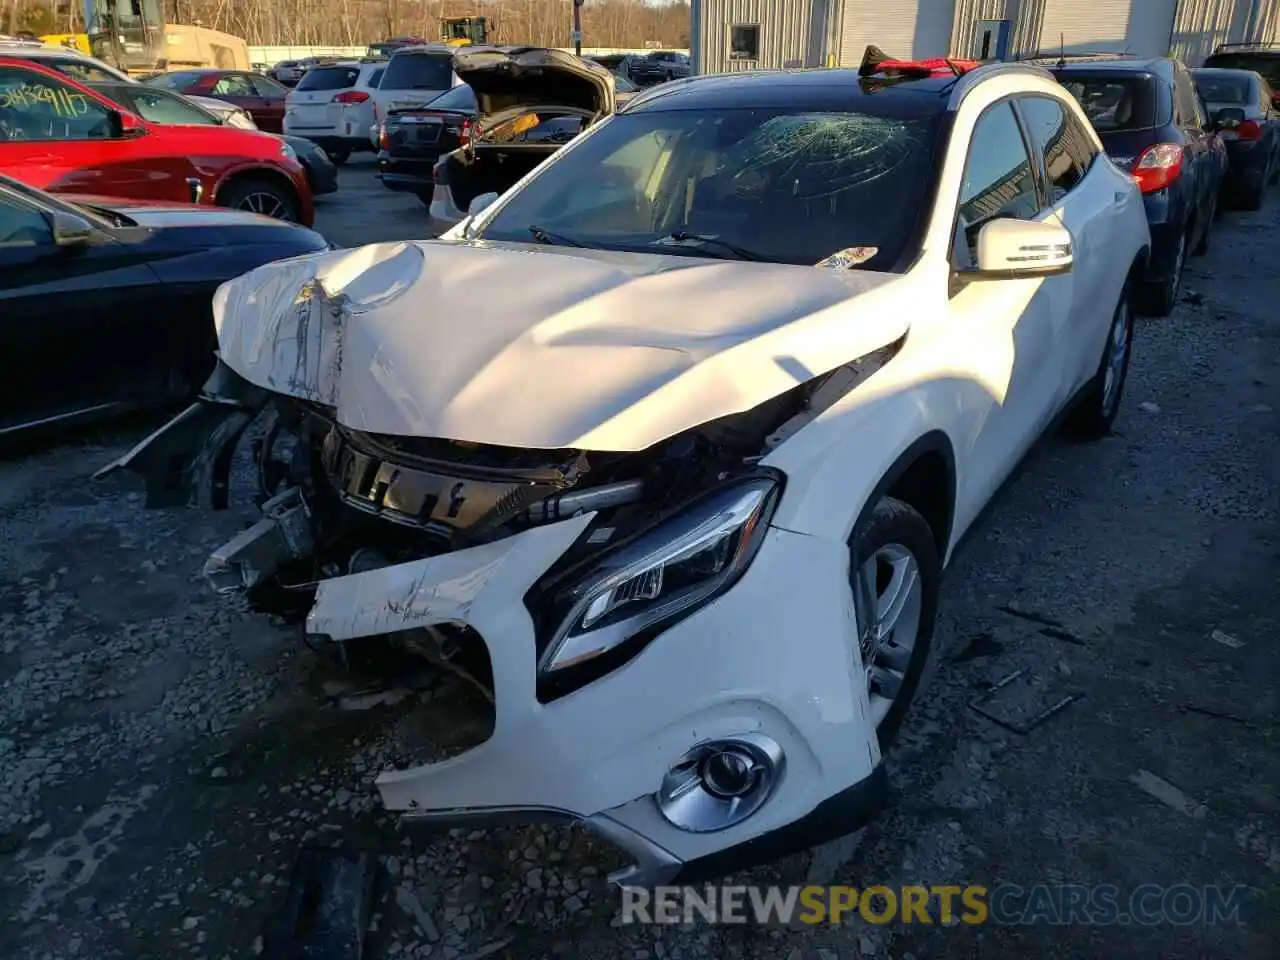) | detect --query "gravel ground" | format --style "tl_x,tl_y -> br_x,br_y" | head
0,166 -> 1277,960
